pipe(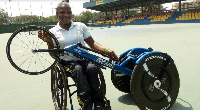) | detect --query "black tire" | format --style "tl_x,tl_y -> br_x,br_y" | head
111,55 -> 131,93
51,63 -> 67,110
111,70 -> 131,93
98,70 -> 106,97
6,25 -> 60,75
131,53 -> 180,110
